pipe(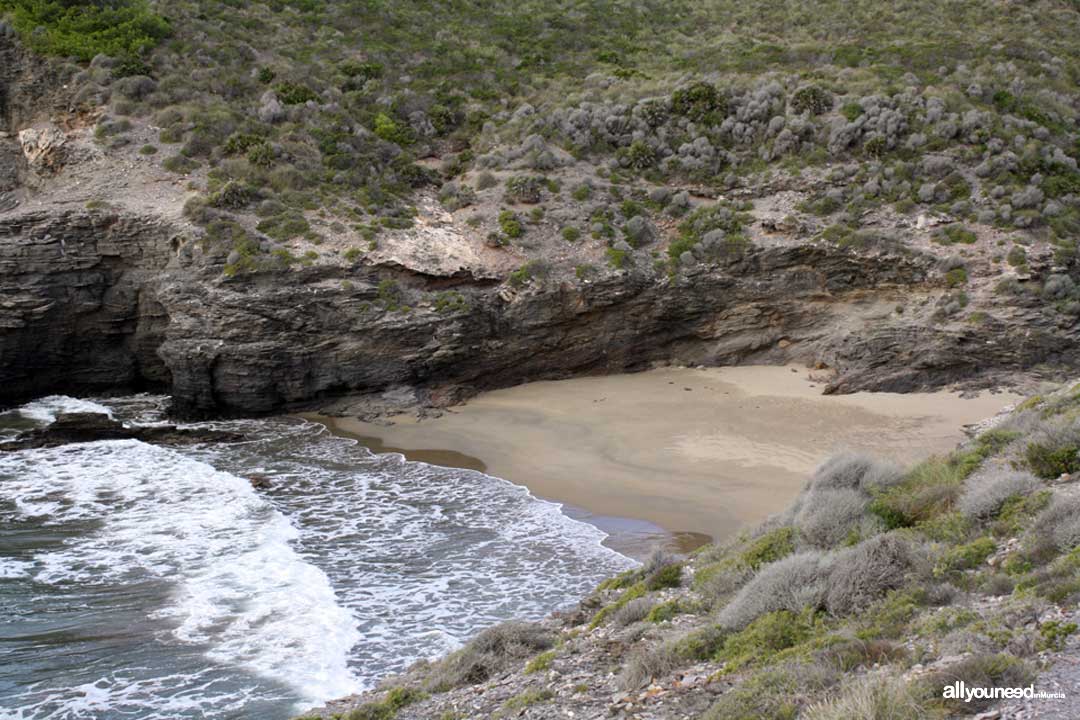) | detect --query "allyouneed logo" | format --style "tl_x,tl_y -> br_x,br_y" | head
942,681 -> 1065,702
